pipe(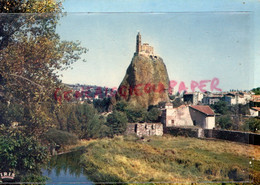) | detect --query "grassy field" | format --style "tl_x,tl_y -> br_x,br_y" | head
73,135 -> 260,184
